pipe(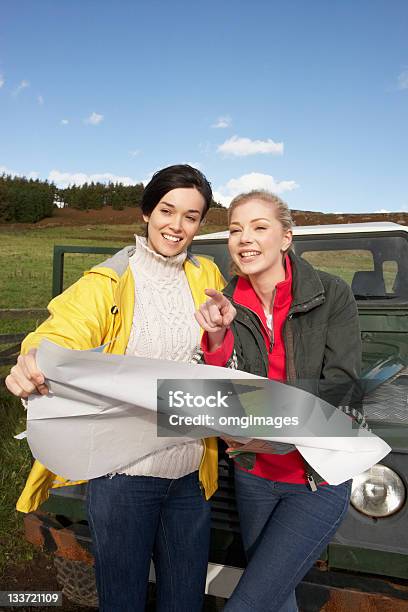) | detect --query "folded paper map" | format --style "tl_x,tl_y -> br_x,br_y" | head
22,341 -> 391,485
